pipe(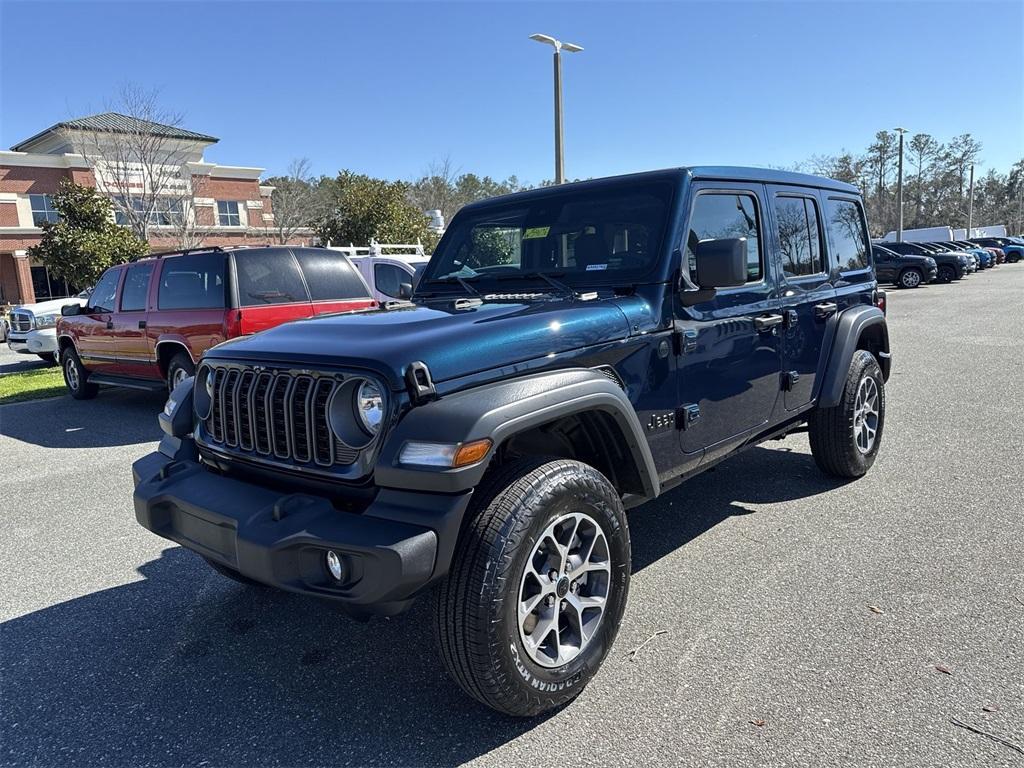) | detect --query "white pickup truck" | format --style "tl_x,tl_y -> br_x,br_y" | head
6,291 -> 88,364
327,242 -> 429,303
